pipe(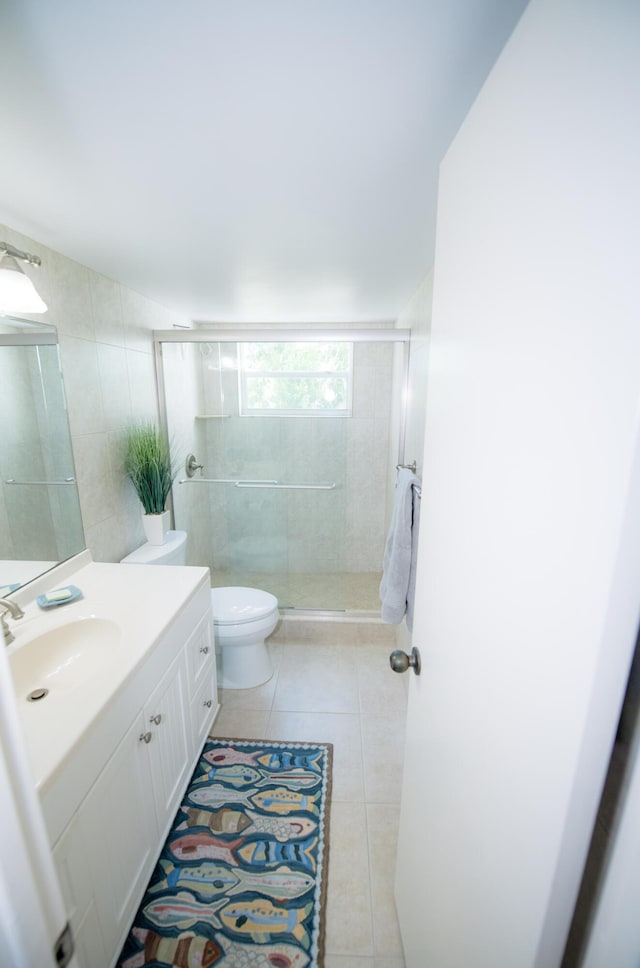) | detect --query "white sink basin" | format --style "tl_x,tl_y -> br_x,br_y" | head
10,617 -> 124,702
